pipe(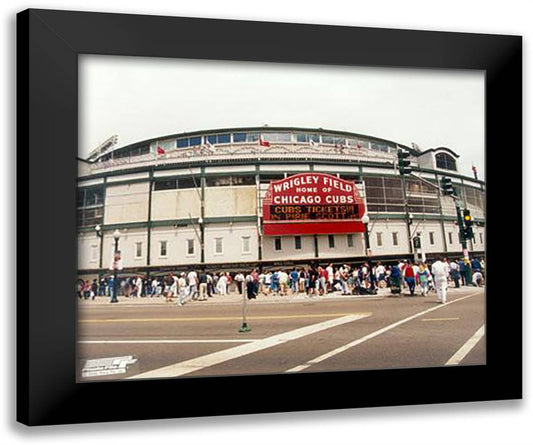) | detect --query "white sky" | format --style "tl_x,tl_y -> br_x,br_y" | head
79,55 -> 485,179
